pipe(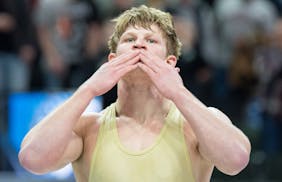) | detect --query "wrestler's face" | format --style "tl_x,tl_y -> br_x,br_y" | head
113,24 -> 168,62
108,24 -> 170,83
